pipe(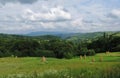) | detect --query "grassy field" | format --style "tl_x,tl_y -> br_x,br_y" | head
0,52 -> 120,78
